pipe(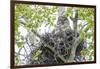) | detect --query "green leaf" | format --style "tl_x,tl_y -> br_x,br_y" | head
80,31 -> 85,40
32,49 -> 42,60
